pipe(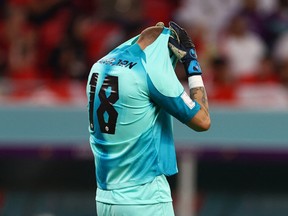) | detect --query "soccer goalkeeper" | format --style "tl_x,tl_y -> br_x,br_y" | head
86,21 -> 211,216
